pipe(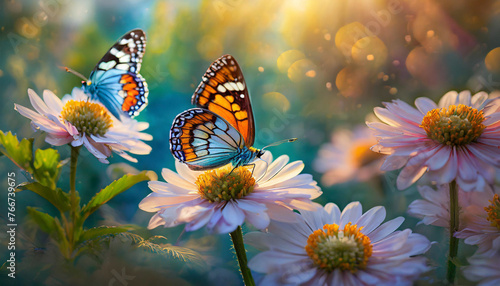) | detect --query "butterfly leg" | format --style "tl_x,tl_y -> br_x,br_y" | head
225,163 -> 255,178
247,163 -> 256,177
226,166 -> 238,178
